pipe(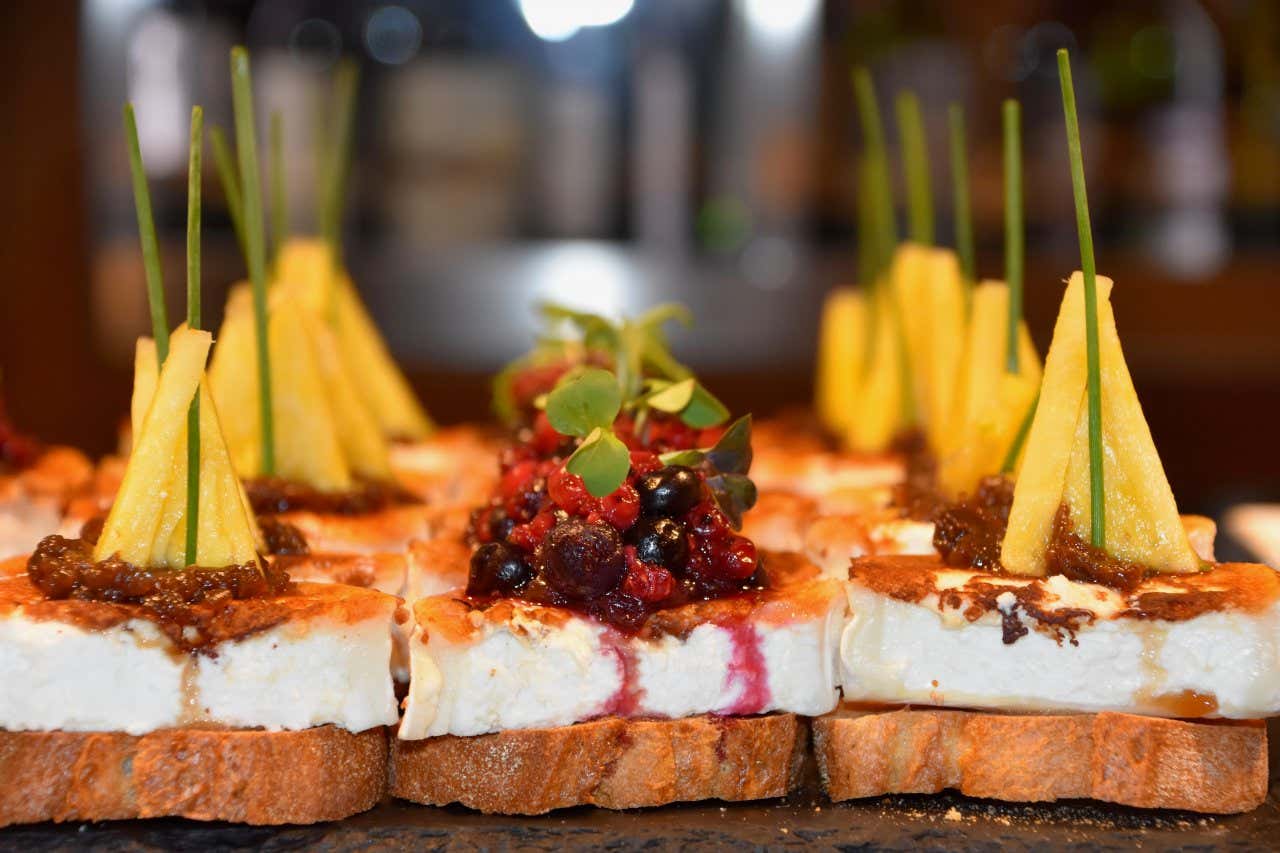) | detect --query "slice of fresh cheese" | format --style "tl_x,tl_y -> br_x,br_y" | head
0,578 -> 399,734
1002,273 -> 1200,576
399,559 -> 844,738
838,555 -> 1280,719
